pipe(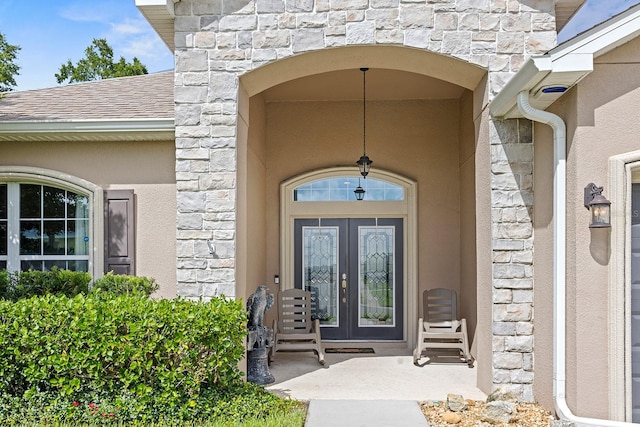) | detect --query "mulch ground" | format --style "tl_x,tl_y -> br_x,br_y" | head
420,399 -> 556,426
